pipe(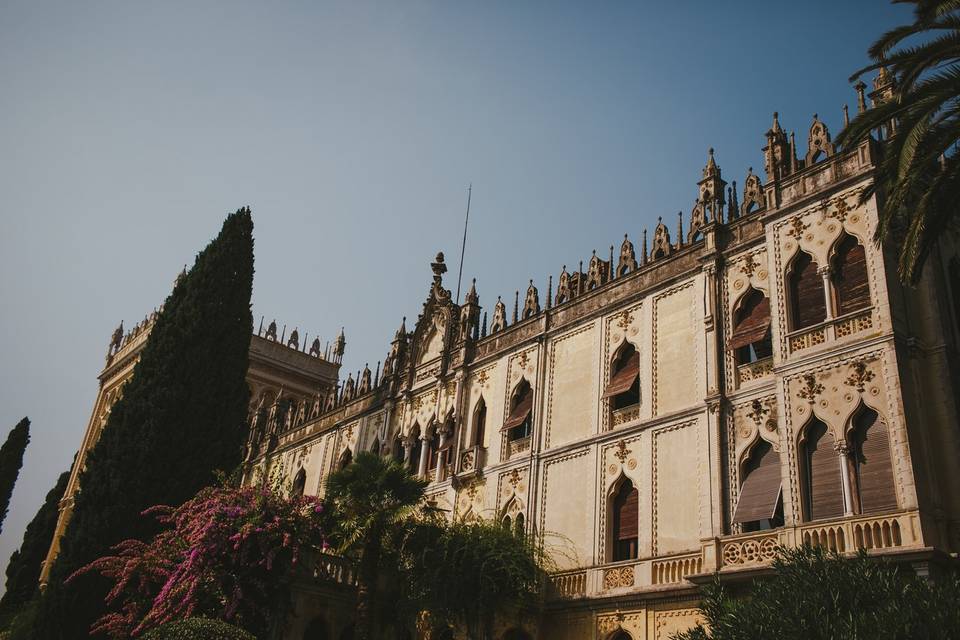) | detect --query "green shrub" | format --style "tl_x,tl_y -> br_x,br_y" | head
140,617 -> 256,640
